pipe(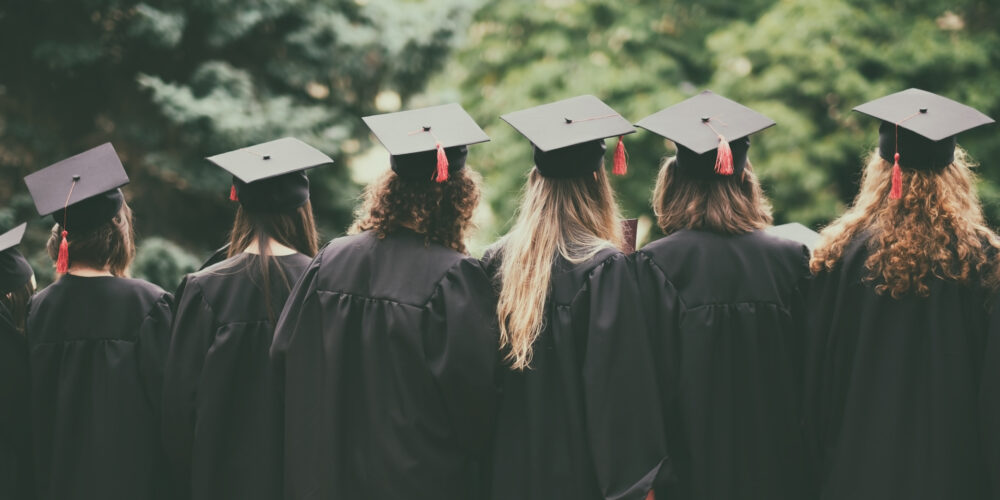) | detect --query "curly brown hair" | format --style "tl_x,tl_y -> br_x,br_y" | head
653,157 -> 773,235
46,202 -> 136,277
349,168 -> 481,254
811,148 -> 1000,298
